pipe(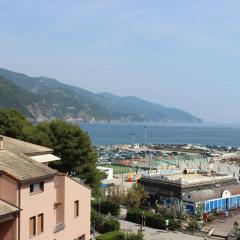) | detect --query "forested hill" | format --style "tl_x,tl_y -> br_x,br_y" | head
0,67 -> 203,123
